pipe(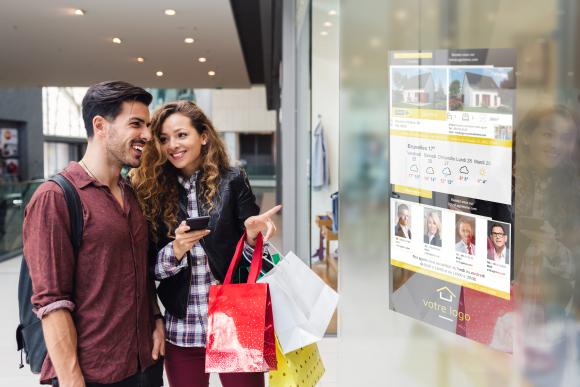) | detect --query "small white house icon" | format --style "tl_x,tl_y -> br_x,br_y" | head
437,286 -> 456,303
